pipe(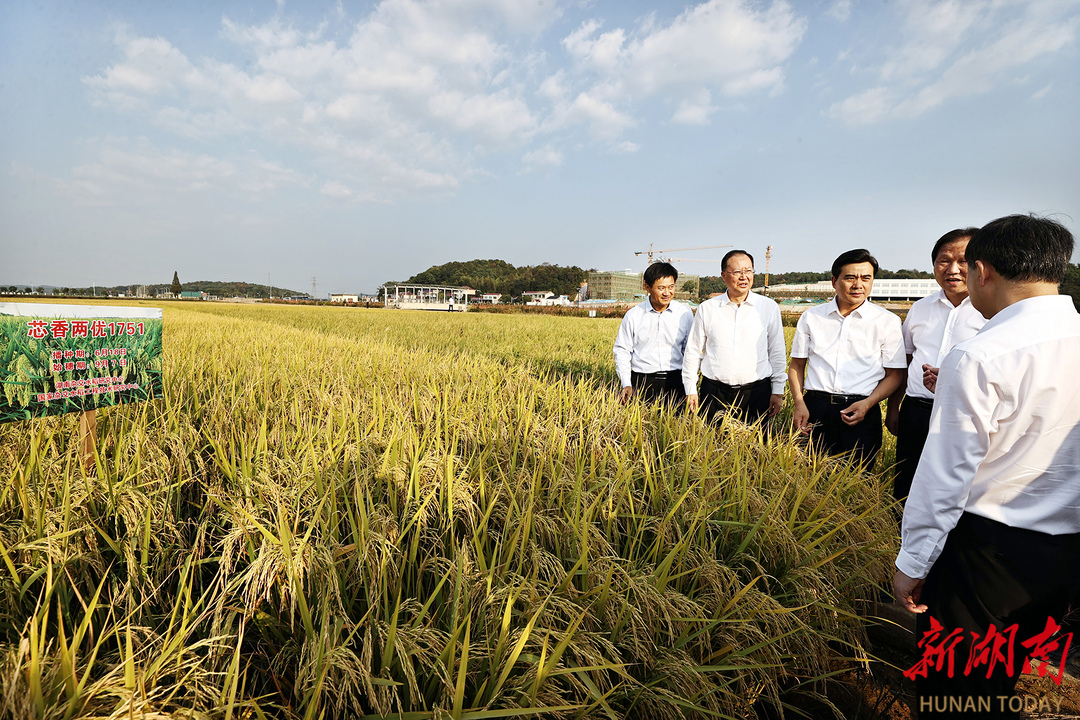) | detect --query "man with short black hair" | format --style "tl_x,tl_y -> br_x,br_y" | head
682,250 -> 786,424
614,262 -> 694,405
885,228 -> 985,504
894,214 -> 1080,718
788,249 -> 906,469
